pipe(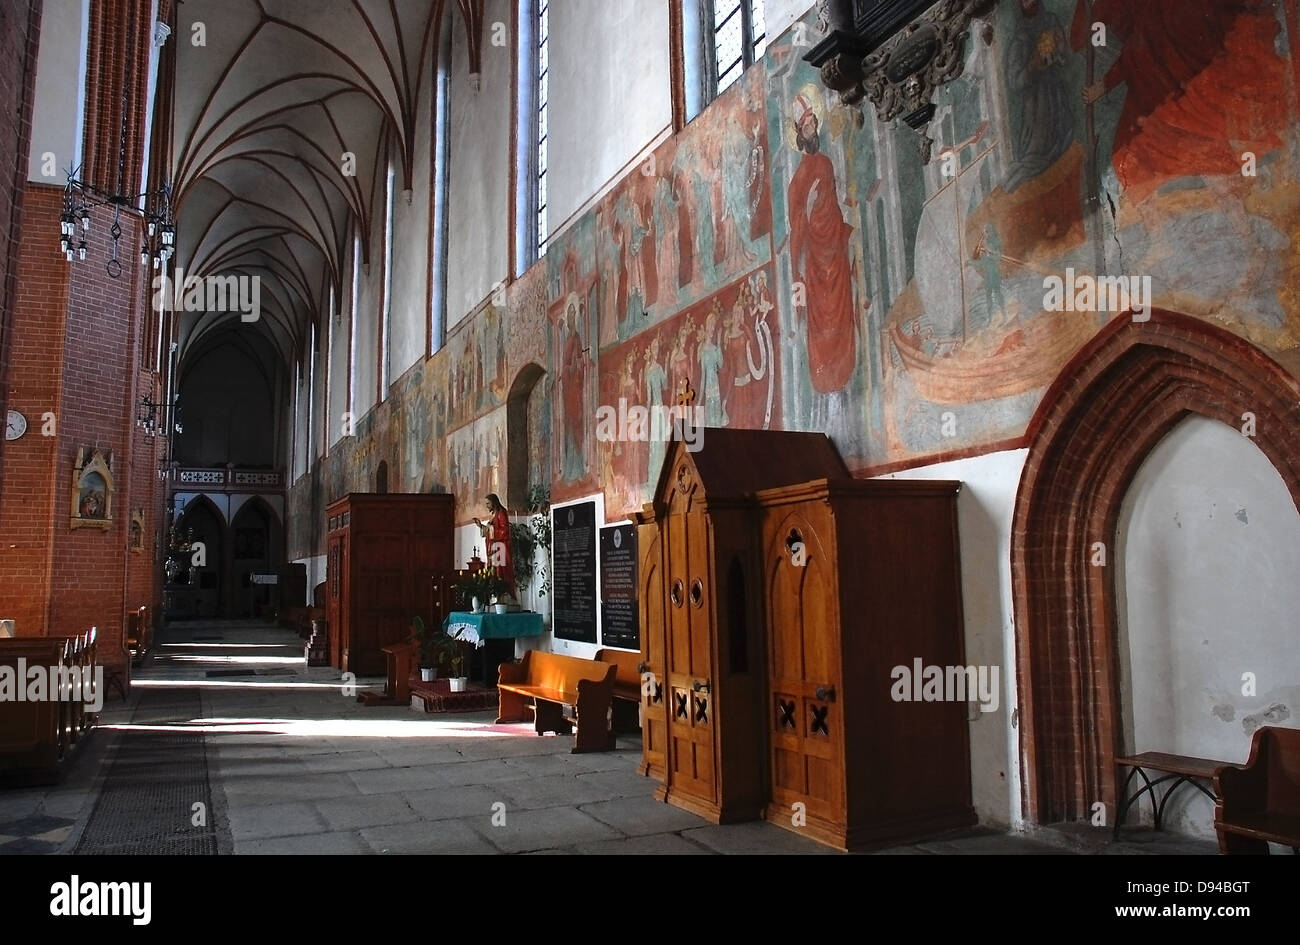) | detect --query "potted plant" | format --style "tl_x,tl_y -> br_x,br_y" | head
410,615 -> 440,682
508,484 -> 552,607
444,626 -> 471,692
